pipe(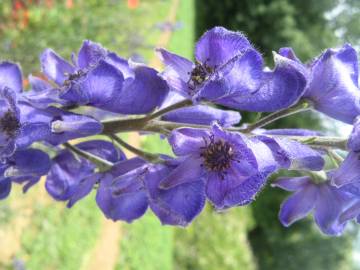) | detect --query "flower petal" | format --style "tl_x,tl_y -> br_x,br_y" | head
162,105 -> 241,127
331,152 -> 360,187
77,40 -> 107,69
272,176 -> 312,191
96,172 -> 148,222
232,54 -> 306,112
279,185 -> 317,226
145,164 -> 205,226
0,61 -> 23,93
304,44 -> 360,124
40,49 -> 75,85
195,26 -> 251,67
